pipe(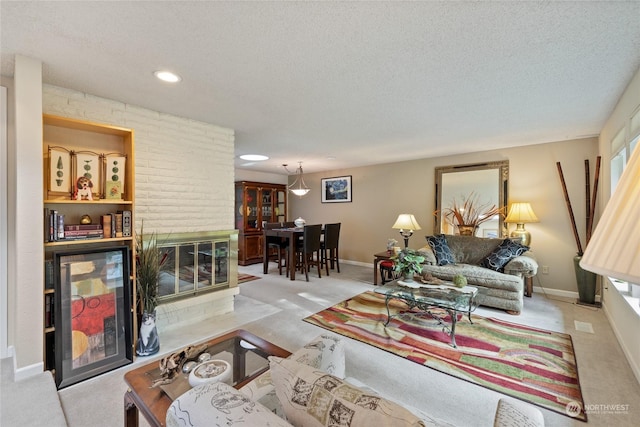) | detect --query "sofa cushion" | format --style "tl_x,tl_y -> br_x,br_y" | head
421,264 -> 522,292
481,239 -> 529,272
240,334 -> 346,417
417,245 -> 437,265
438,235 -> 502,264
426,235 -> 455,266
166,381 -> 291,427
269,356 -> 425,427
